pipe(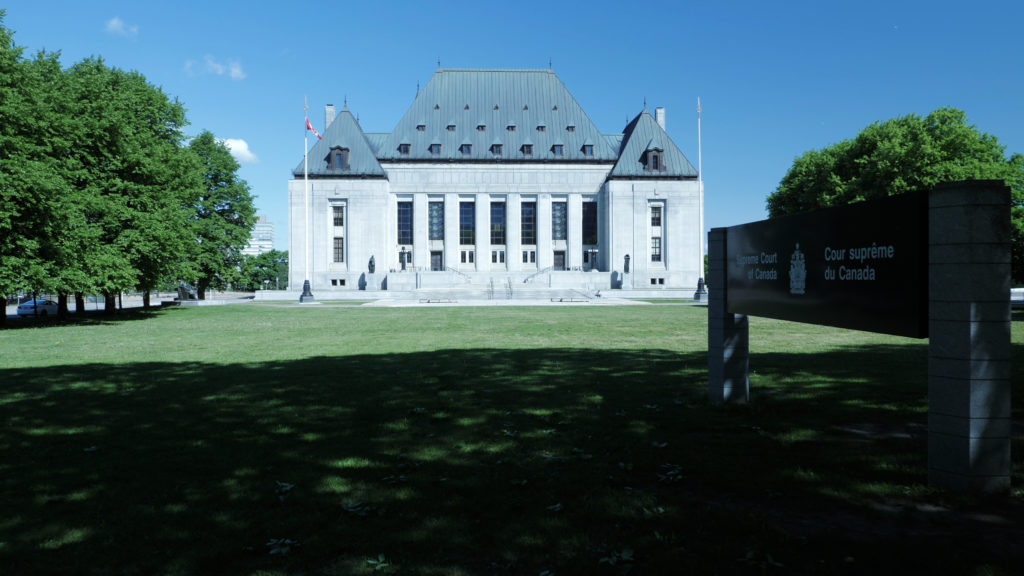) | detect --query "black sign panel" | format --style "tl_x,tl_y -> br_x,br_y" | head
725,190 -> 928,338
